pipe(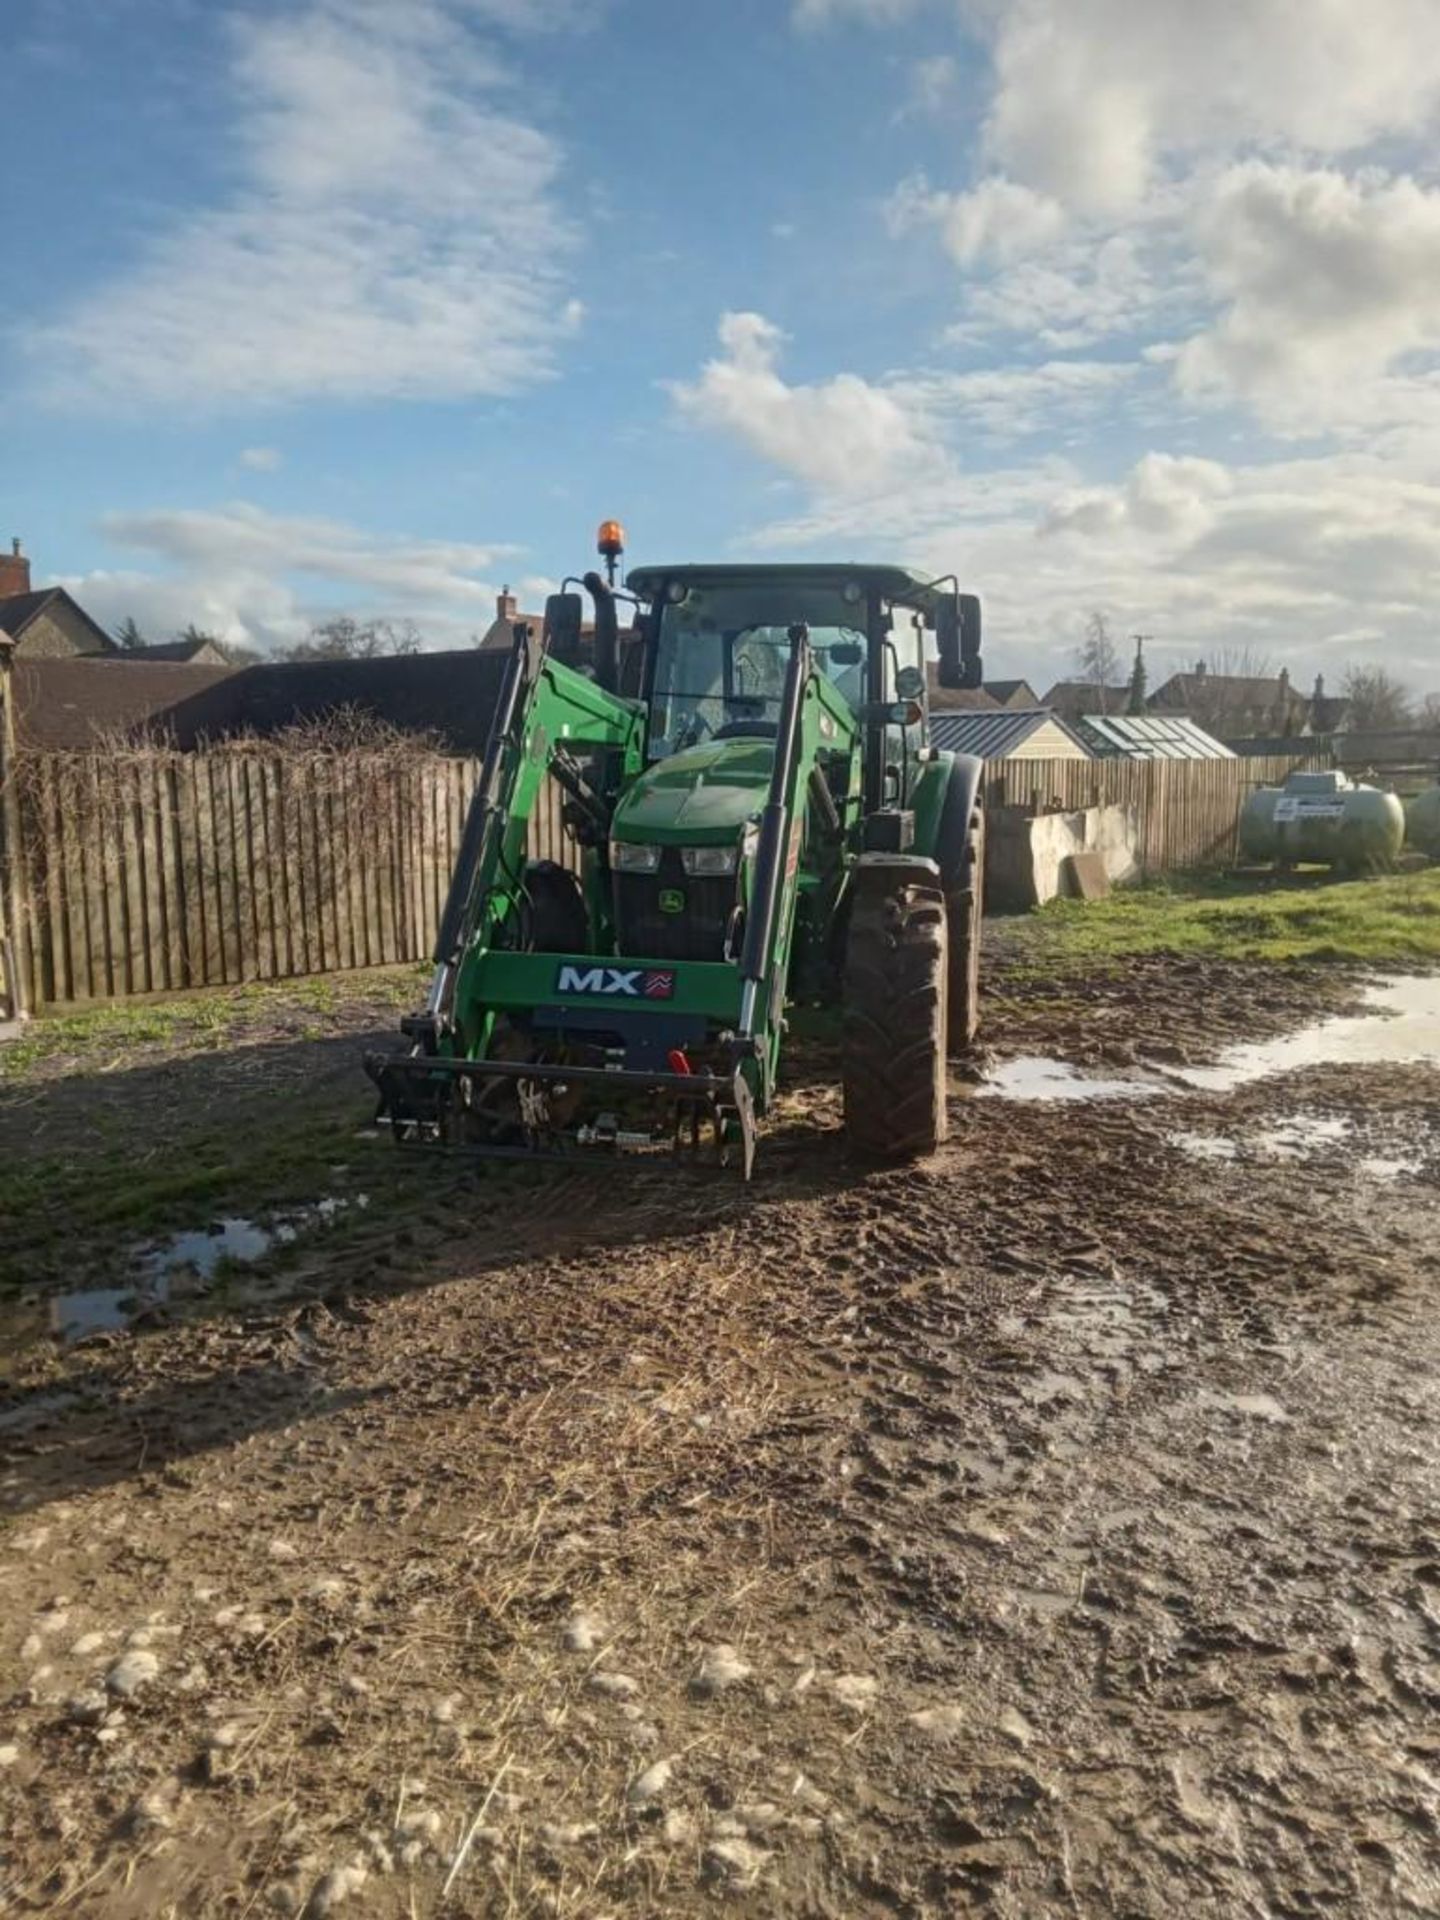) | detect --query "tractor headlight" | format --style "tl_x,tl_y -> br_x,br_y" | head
610,840 -> 662,873
680,844 -> 740,877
